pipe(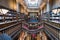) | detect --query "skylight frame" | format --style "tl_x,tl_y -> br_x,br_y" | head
24,0 -> 42,9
